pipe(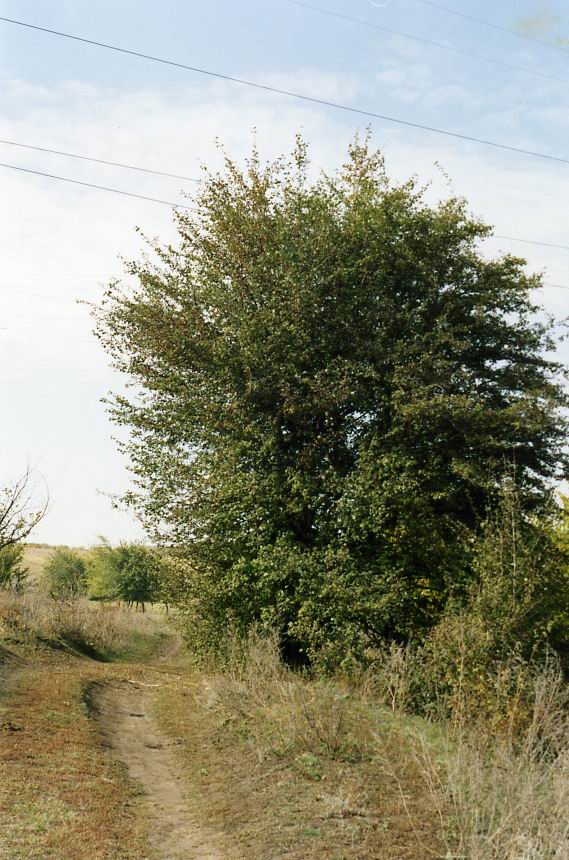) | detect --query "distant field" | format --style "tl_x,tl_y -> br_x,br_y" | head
22,543 -> 88,582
